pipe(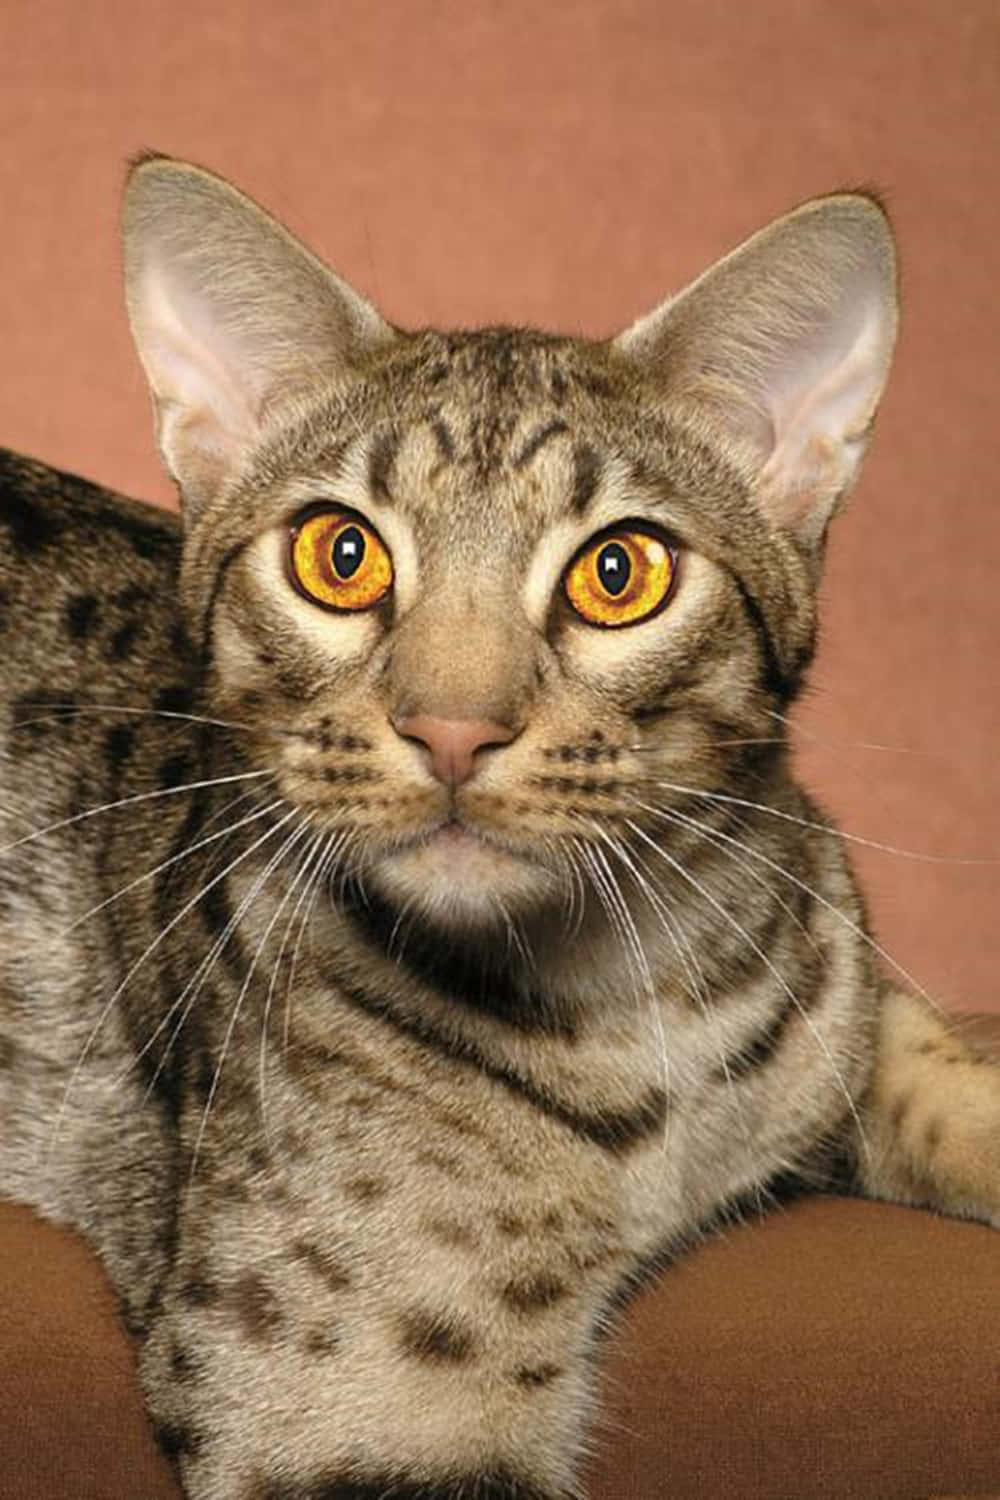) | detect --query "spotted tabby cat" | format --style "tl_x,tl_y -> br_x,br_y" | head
1,157 -> 997,1500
